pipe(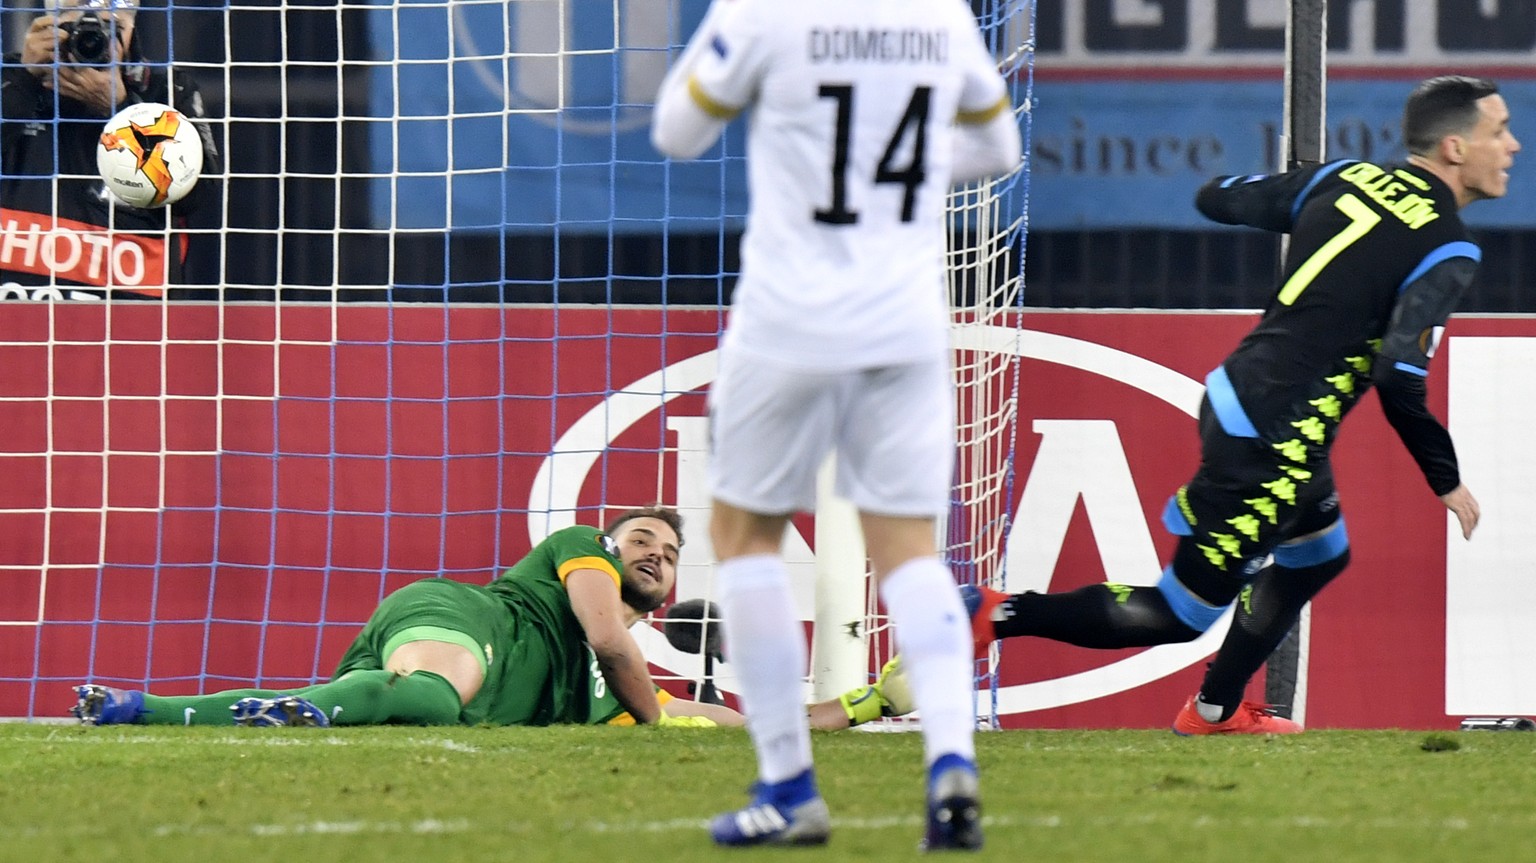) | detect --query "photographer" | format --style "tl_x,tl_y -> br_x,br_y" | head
1,0 -> 221,300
